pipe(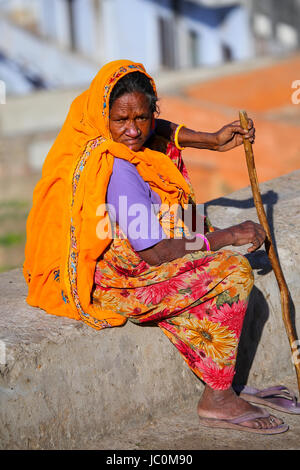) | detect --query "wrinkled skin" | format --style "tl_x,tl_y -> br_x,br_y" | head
109,91 -> 152,152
